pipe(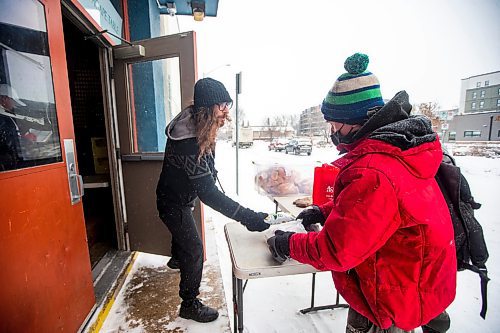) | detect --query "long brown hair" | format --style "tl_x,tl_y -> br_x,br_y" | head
191,105 -> 231,160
